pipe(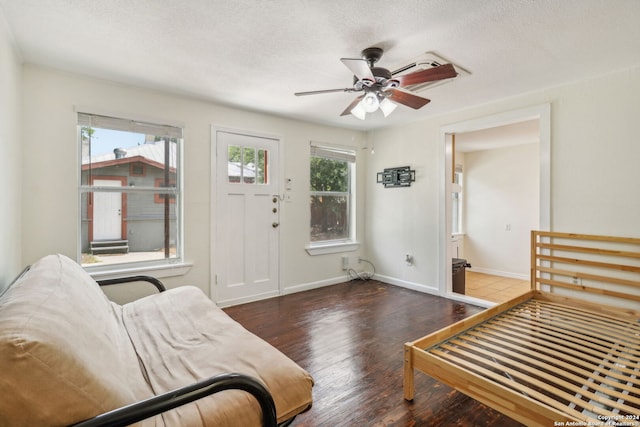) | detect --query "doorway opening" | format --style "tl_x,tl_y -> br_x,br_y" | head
439,104 -> 550,305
